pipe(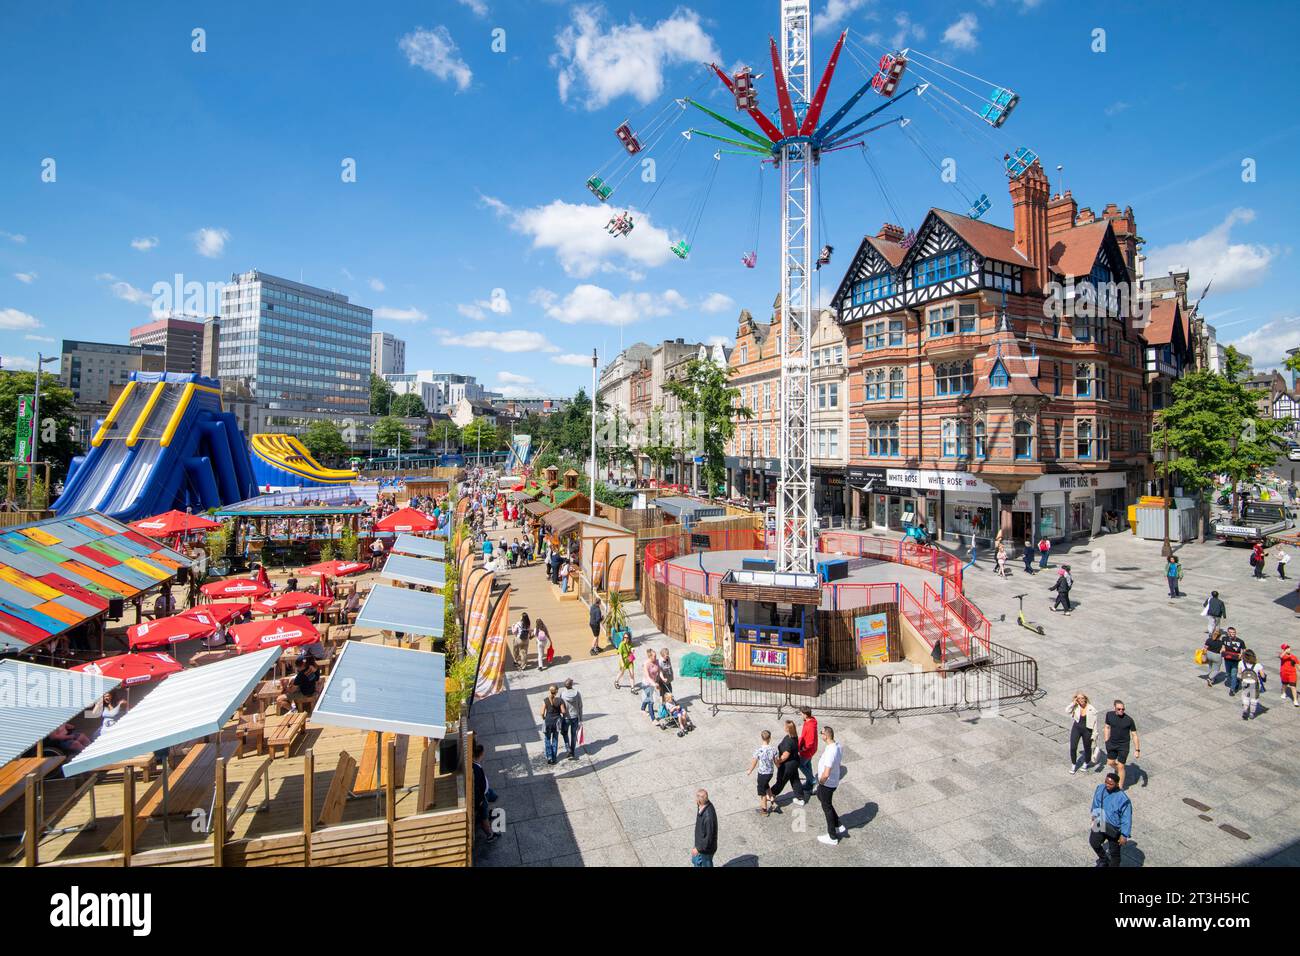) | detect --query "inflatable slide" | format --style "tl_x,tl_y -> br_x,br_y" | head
53,373 -> 258,522
250,434 -> 359,488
